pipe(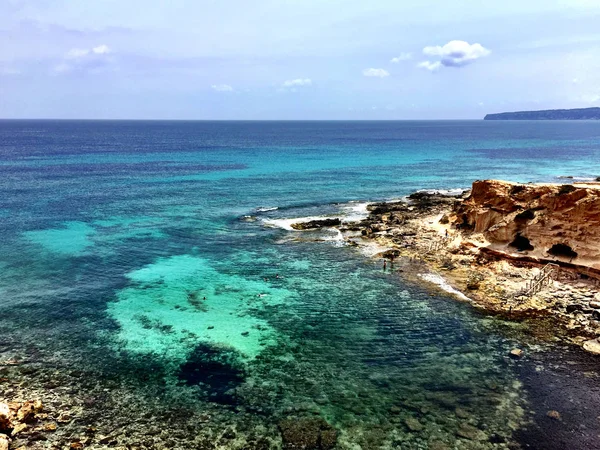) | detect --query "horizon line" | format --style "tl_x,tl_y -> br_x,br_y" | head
1,118 -> 488,122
